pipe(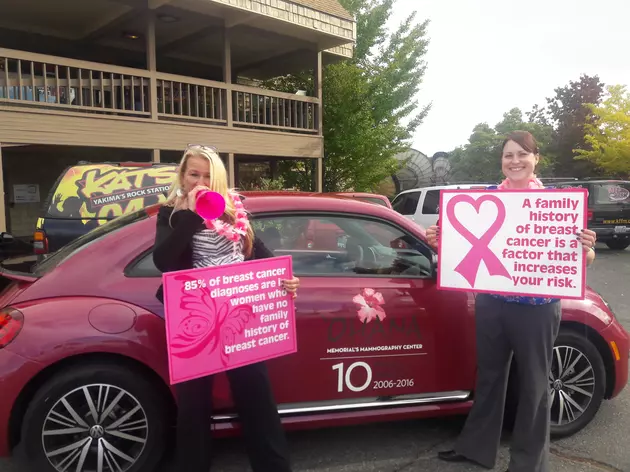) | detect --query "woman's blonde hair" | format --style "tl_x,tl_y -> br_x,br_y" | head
165,145 -> 254,257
